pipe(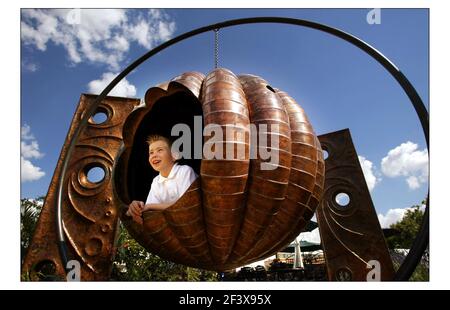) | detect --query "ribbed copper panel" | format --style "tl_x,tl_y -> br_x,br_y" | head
144,71 -> 205,111
227,75 -> 292,265
271,110 -> 325,259
200,68 -> 250,265
142,179 -> 211,268
237,89 -> 324,265
171,72 -> 205,99
270,94 -> 325,248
